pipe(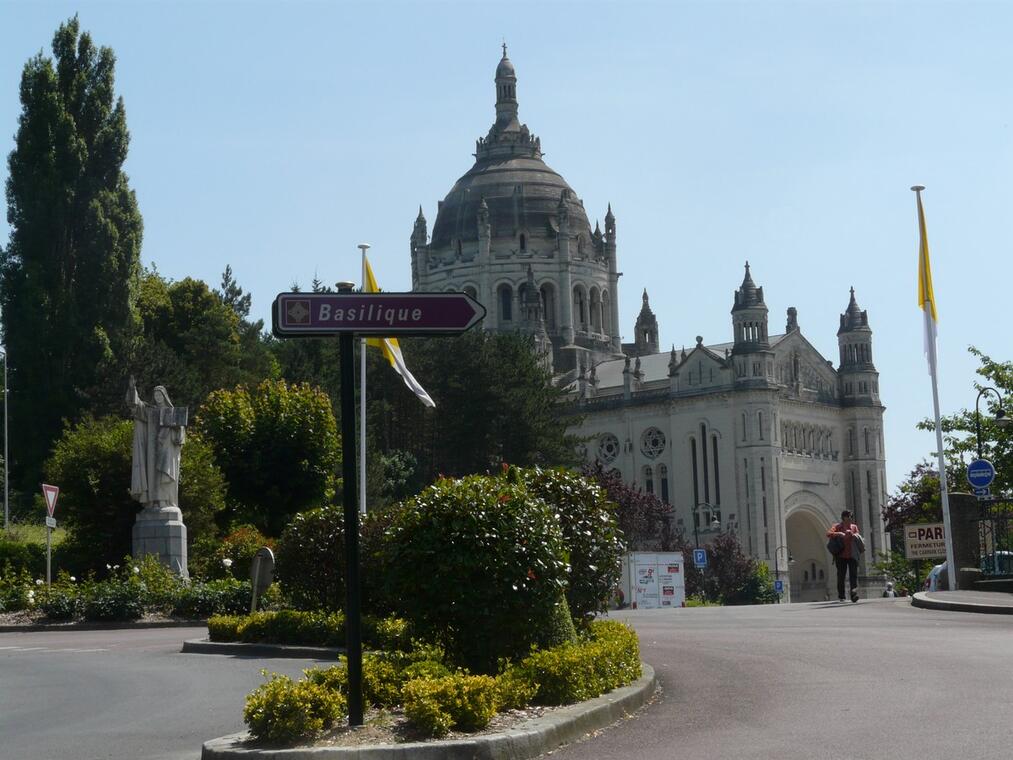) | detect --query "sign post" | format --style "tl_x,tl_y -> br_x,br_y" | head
271,285 -> 485,726
693,548 -> 708,569
42,483 -> 59,586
